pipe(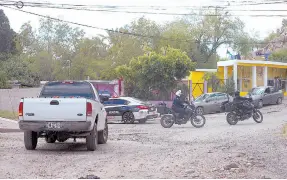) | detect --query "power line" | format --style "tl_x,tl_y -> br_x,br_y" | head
1,0 -> 287,9
1,5 -> 286,46
3,3 -> 287,17
13,3 -> 287,14
2,1 -> 287,17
